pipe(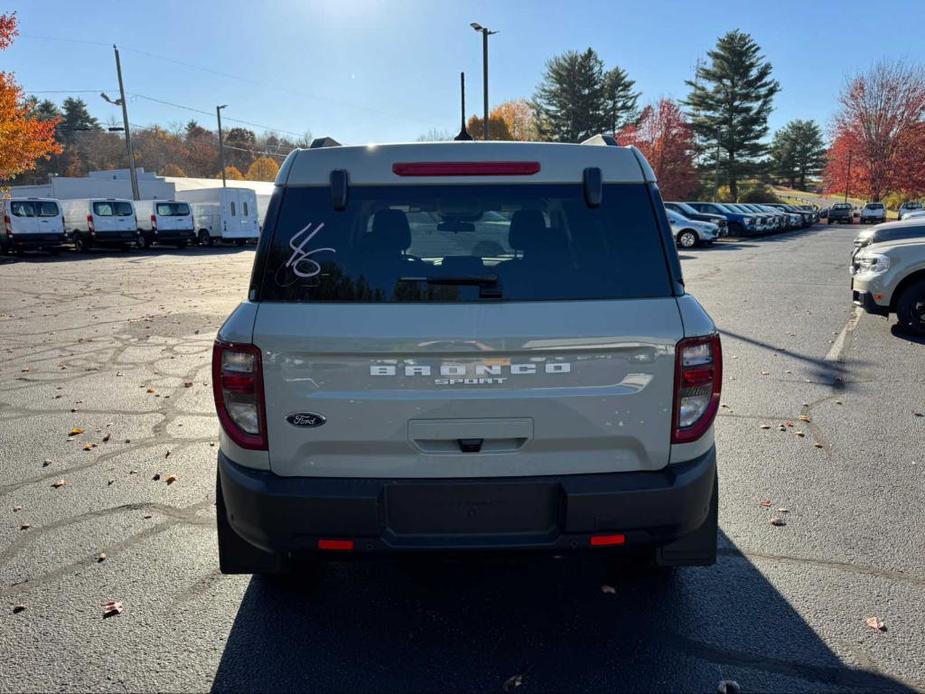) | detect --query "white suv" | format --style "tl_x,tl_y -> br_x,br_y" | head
860,202 -> 887,224
213,138 -> 721,575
